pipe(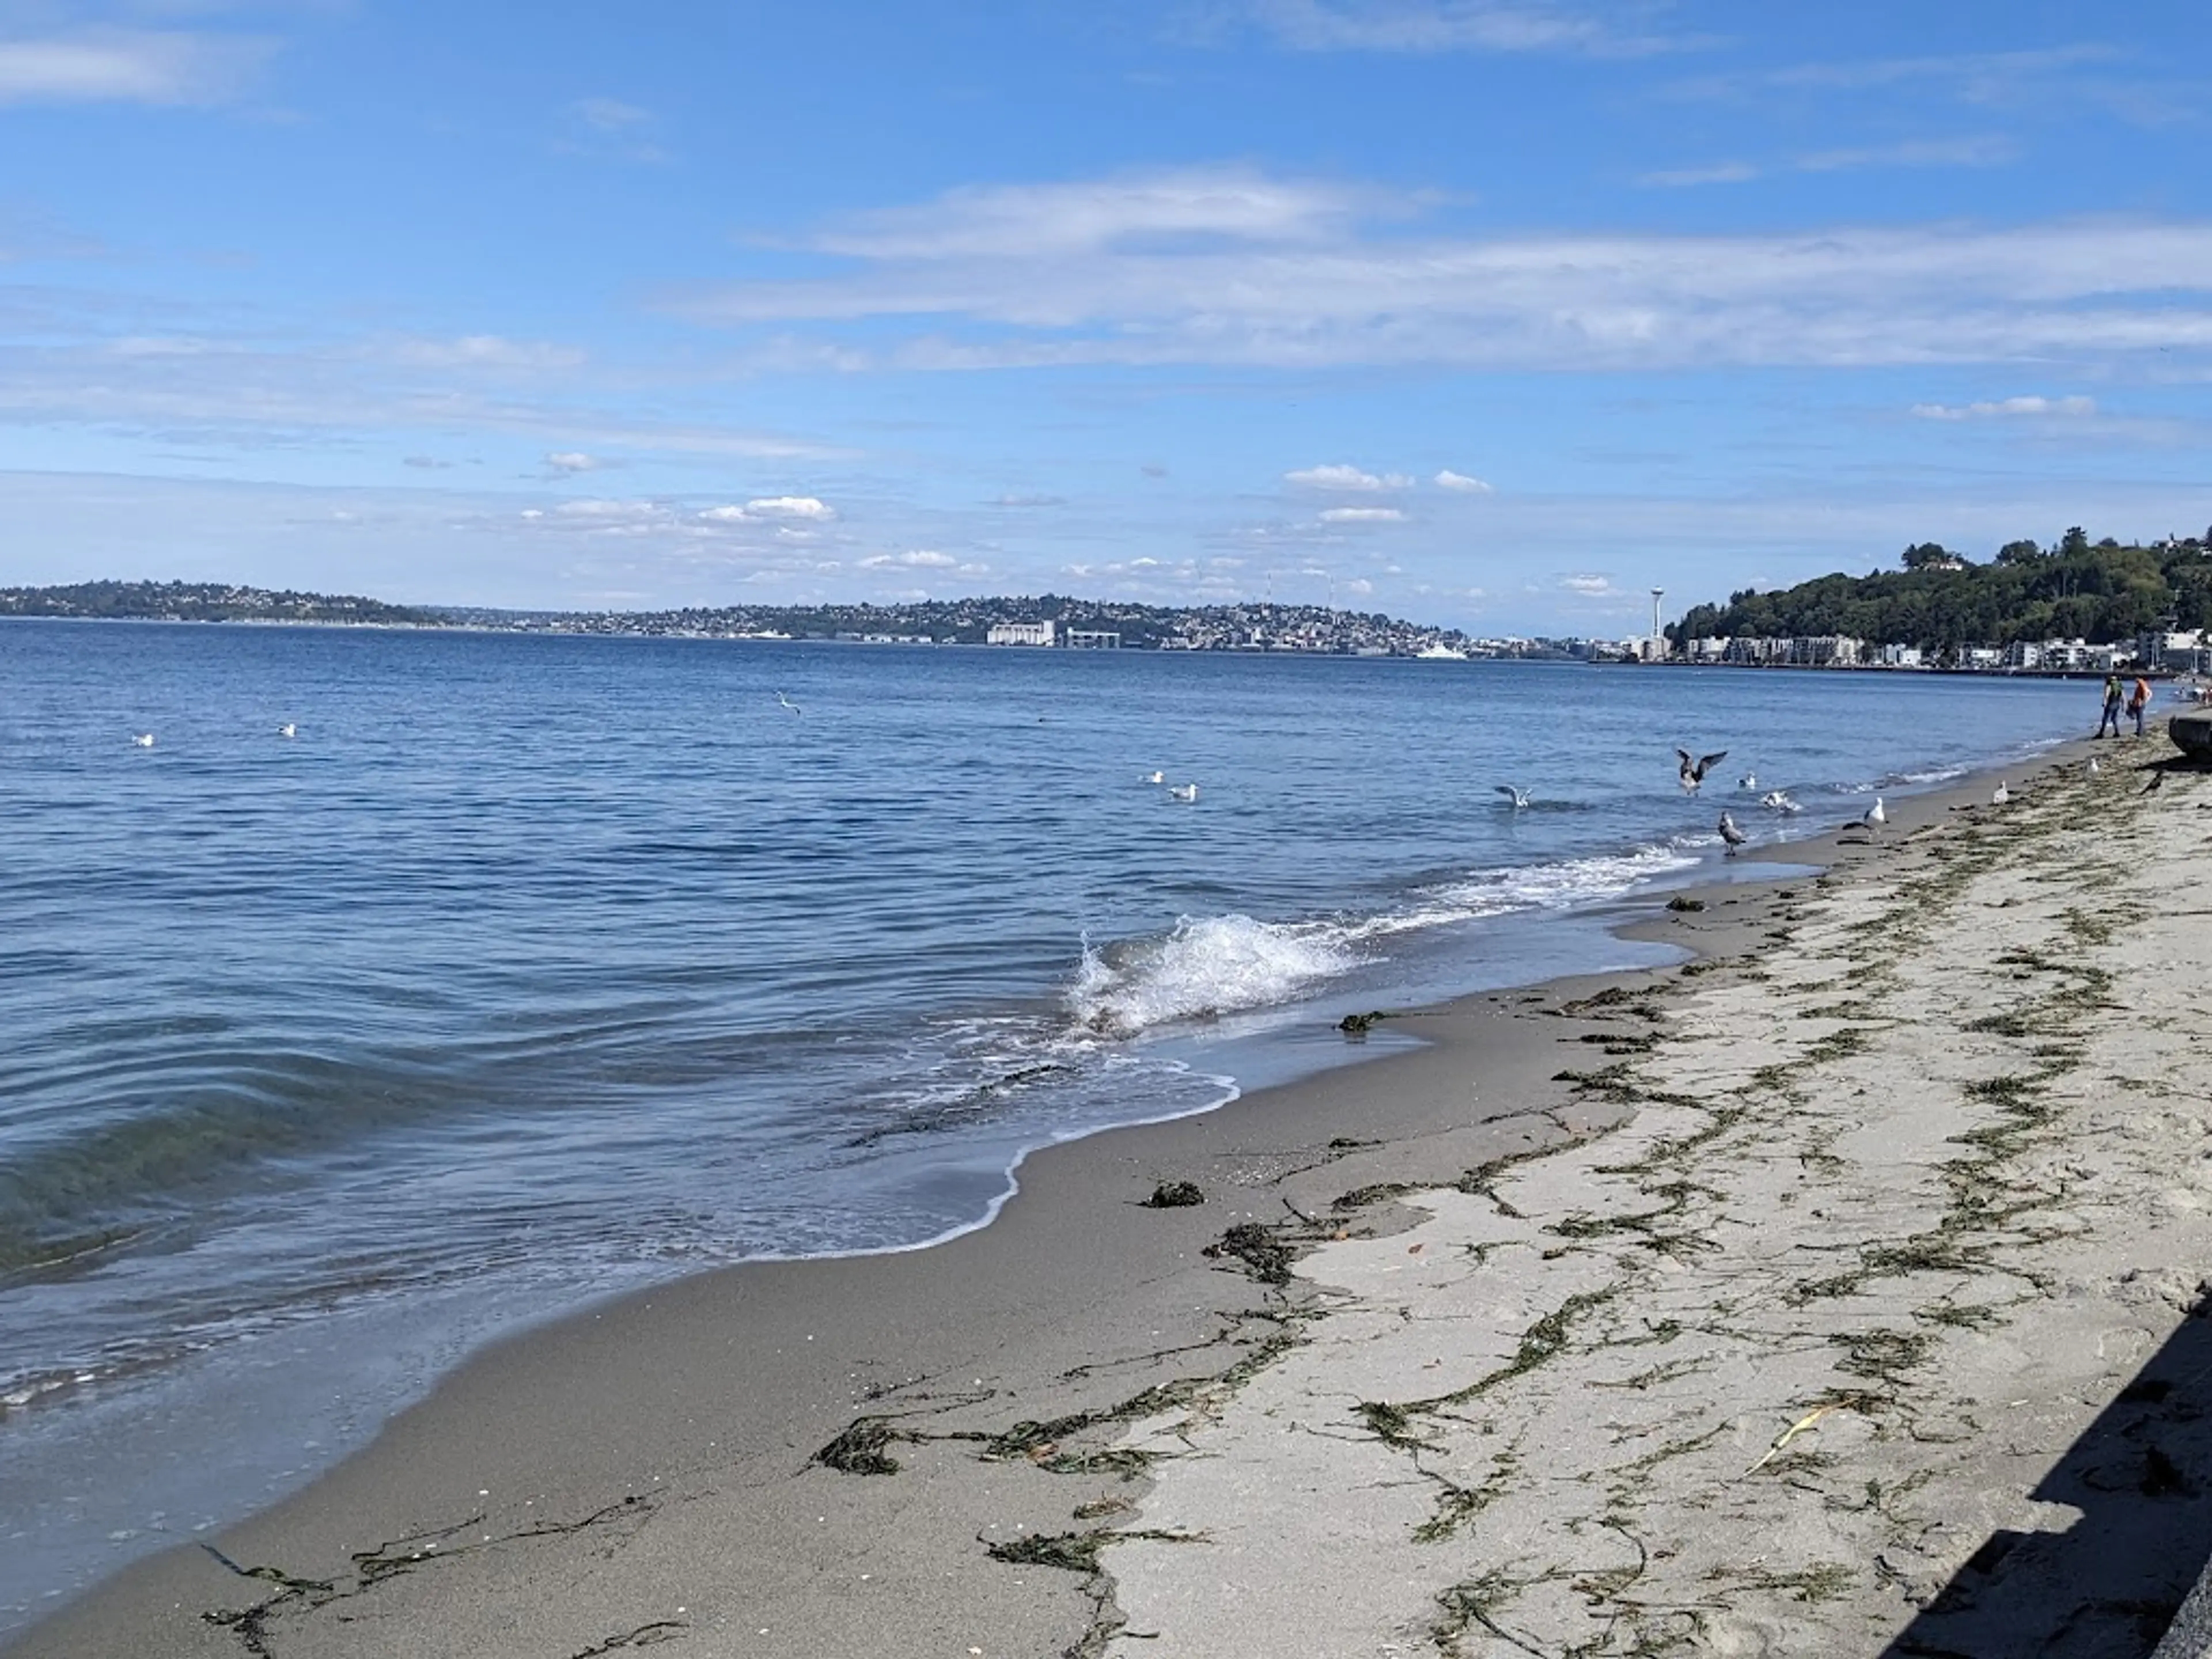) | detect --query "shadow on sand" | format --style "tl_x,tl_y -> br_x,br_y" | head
1878,1294 -> 2212,1657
